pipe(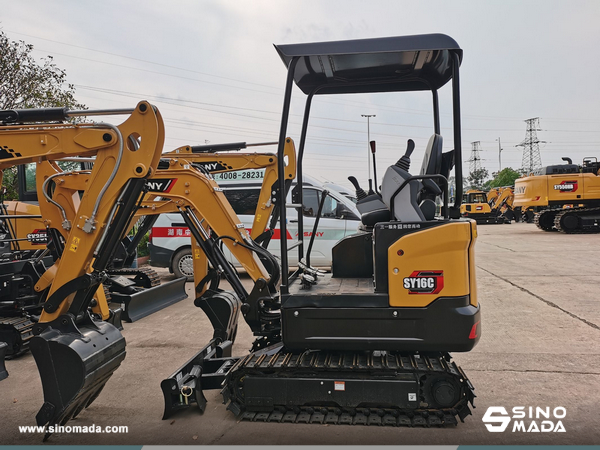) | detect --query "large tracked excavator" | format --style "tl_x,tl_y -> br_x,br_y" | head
161,34 -> 480,427
514,156 -> 600,233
